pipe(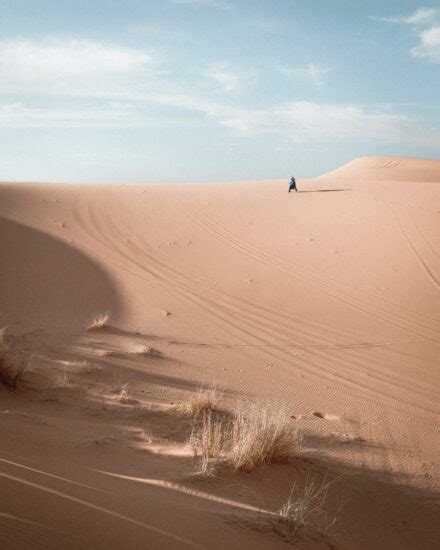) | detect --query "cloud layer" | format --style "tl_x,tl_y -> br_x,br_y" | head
0,37 -> 438,149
